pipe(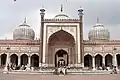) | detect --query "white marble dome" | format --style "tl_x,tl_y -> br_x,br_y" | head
54,13 -> 69,19
88,23 -> 110,41
54,5 -> 69,19
13,20 -> 35,40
